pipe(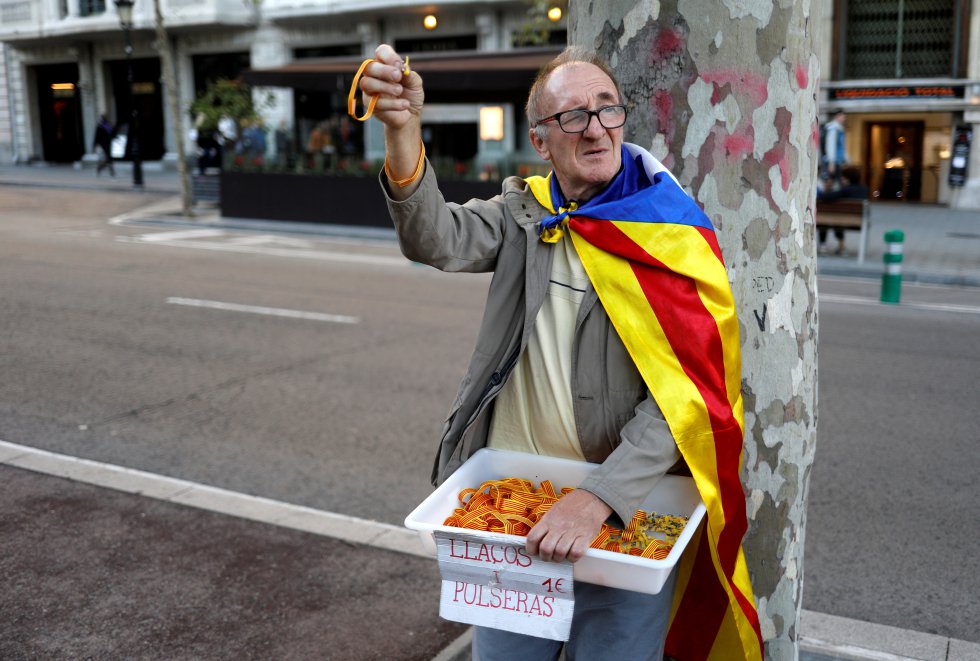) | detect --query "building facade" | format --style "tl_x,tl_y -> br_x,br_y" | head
815,0 -> 979,209
0,0 -> 565,175
2,0 -> 979,209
